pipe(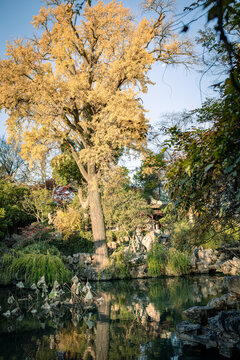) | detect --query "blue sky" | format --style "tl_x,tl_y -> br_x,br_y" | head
0,0 -> 214,141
